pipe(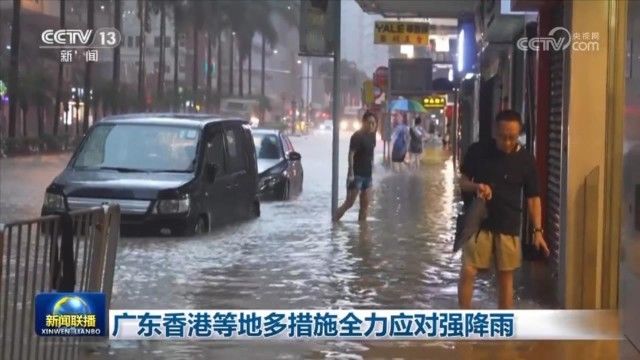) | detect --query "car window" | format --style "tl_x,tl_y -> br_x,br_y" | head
254,134 -> 281,159
206,130 -> 227,175
280,135 -> 290,153
225,127 -> 246,173
283,135 -> 294,153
